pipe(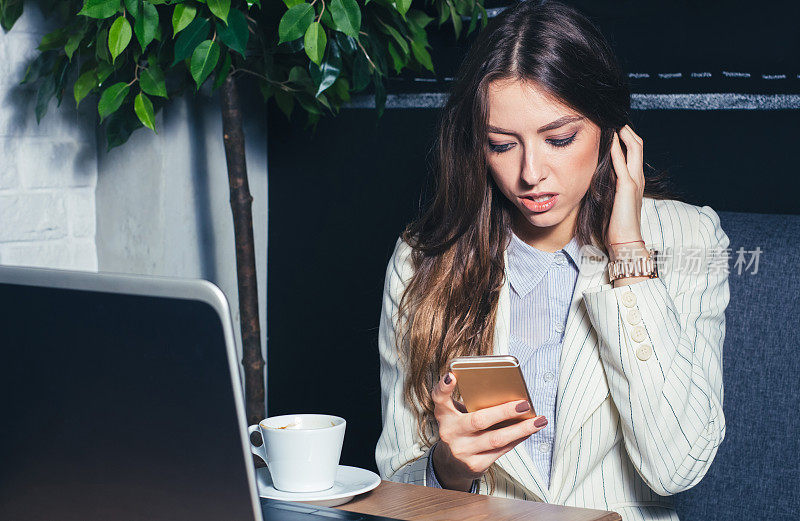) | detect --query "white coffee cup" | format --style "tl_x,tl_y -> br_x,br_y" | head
248,414 -> 346,493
